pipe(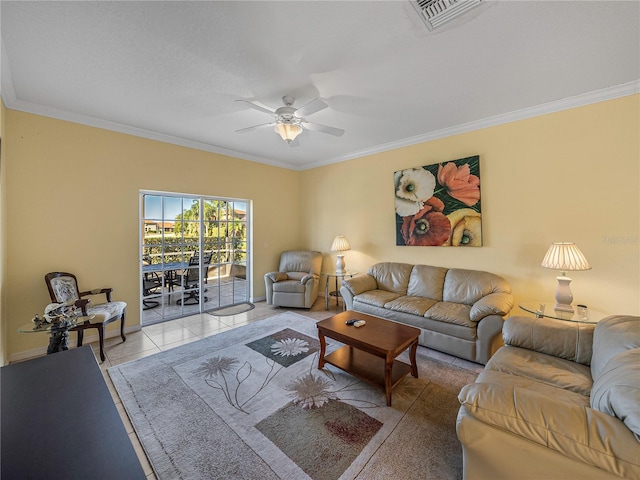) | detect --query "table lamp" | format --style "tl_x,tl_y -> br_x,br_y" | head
331,236 -> 351,273
541,242 -> 591,313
